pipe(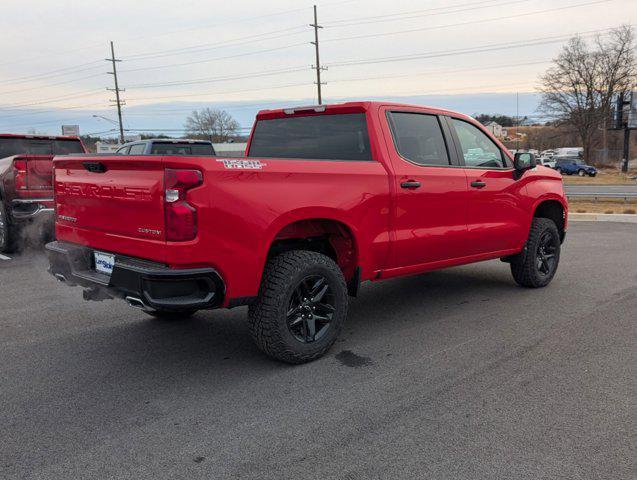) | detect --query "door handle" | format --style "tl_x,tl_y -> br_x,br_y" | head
470,181 -> 486,188
400,180 -> 421,189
